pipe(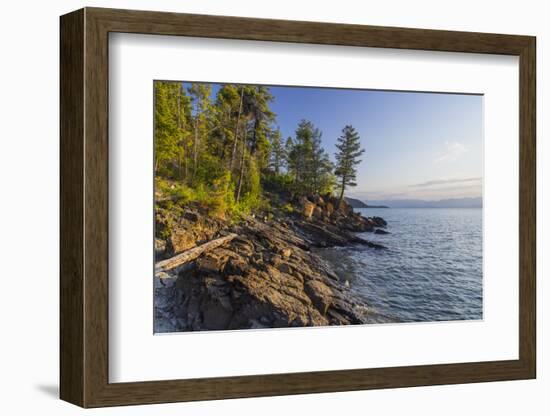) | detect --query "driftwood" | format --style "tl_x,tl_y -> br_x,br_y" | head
155,233 -> 237,277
